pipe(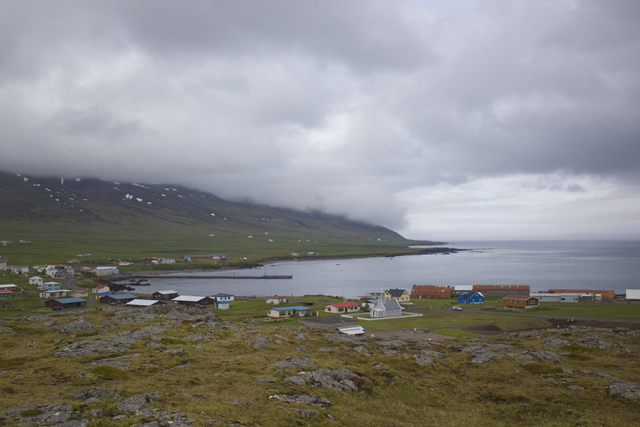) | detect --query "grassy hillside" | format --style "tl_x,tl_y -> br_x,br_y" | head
0,172 -> 443,265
